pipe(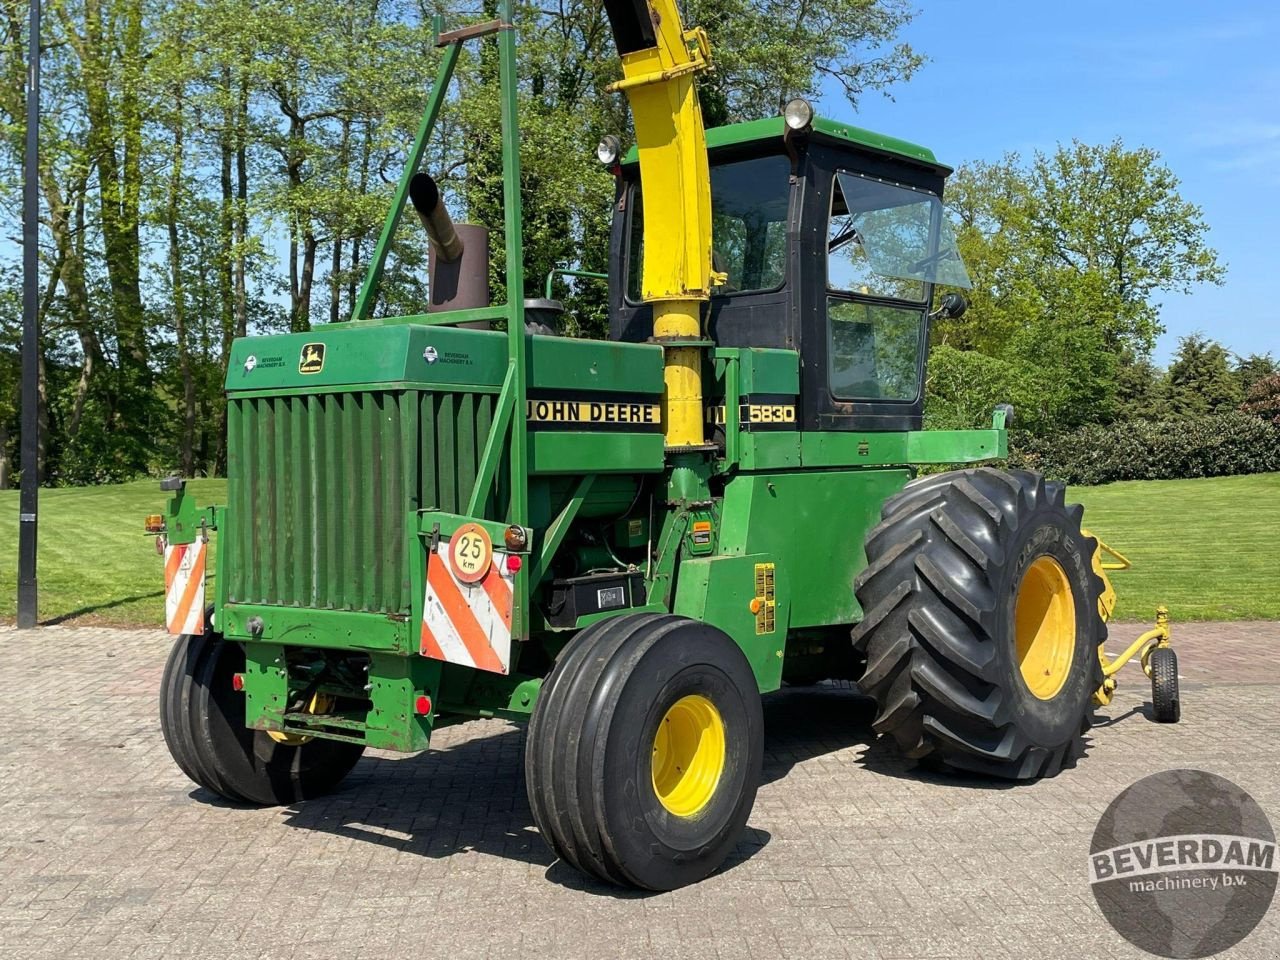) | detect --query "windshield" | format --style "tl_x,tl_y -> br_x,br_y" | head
626,154 -> 791,301
829,172 -> 971,294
